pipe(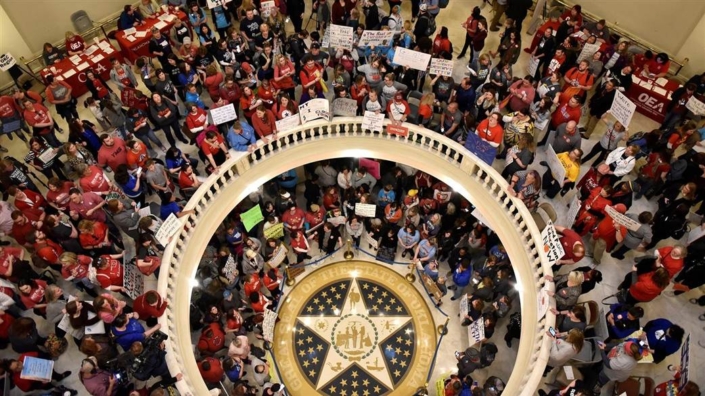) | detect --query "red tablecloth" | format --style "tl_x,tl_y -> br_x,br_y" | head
39,40 -> 123,98
115,11 -> 187,62
626,75 -> 681,124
